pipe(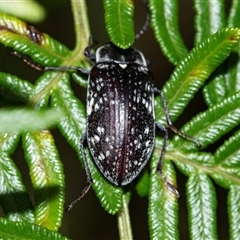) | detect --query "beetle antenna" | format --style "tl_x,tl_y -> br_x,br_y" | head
135,0 -> 151,40
11,51 -> 45,71
11,51 -> 90,76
